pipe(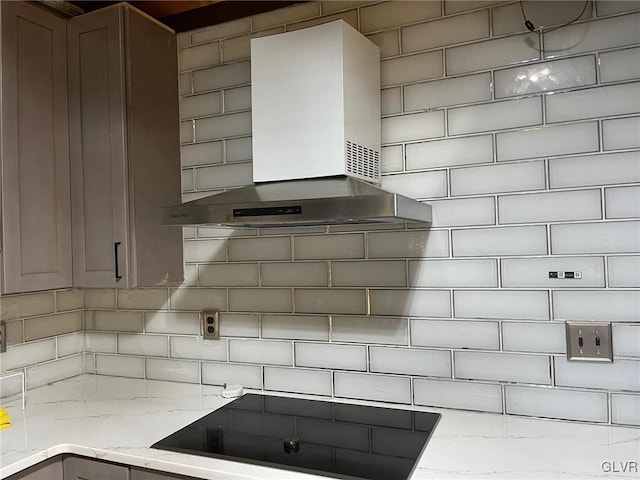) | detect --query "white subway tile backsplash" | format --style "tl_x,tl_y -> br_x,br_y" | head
414,378 -> 503,413
287,10 -> 359,32
180,121 -> 194,144
332,316 -> 408,345
26,355 -> 83,390
117,334 -> 168,357
551,221 -> 640,254
360,1 -> 441,33
382,170 -> 448,200
496,122 -> 599,162
190,19 -> 251,44
407,73 -> 492,114
184,239 -> 227,263
611,394 -> 640,426
449,96 -> 543,136
409,259 -> 497,288
452,225 -> 548,257
179,73 -> 192,96
381,111 -> 445,144
428,197 -> 496,228
84,289 -> 115,309
599,47 -> 640,83
264,367 -> 332,396
545,12 -> 640,59
253,2 -> 320,30
118,289 -> 168,310
295,289 -> 367,315
145,312 -> 200,335
608,256 -> 640,287
229,339 -> 292,365
602,116 -> 640,151
446,33 -> 540,75
455,351 -> 551,384
367,30 -> 400,59
381,145 -> 403,173
381,51 -> 443,87
454,290 -> 550,320
505,386 -> 608,423
334,372 -> 411,404
381,88 -> 402,116
451,160 -> 546,196
219,313 -> 259,338
170,336 -> 227,361
502,322 -> 566,354
56,290 -> 84,312
182,169 -> 194,192
369,289 -> 452,318
94,311 -> 143,333
1,292 -> 55,321
552,290 -> 640,321
368,230 -> 449,259
295,342 -> 366,371
229,236 -> 291,261
229,288 -> 292,313
550,152 -> 640,189
96,354 -> 145,379
221,27 -> 283,62
555,357 -> 640,391
181,92 -> 222,119
402,10 -> 489,53
192,61 -> 251,93
224,86 -> 251,113
492,1 -> 592,36
146,358 -> 200,384
261,262 -> 328,287
546,82 -> 640,123
613,324 -> 640,357
199,263 -> 259,286
501,256 -> 605,288
201,362 -> 262,388
369,346 -> 451,377
24,312 -> 83,342
605,186 -> 640,219
498,189 -> 602,224
597,1 -> 640,16
85,332 -> 117,353
295,233 -> 364,260
332,261 -> 407,287
195,112 -> 252,142
2,339 -> 55,370
411,319 -> 500,350
169,287 -> 227,311
406,134 -> 493,170
262,314 -> 329,341
179,43 -> 220,71
446,0 -> 505,15
495,56 -> 596,98
225,137 -> 252,163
